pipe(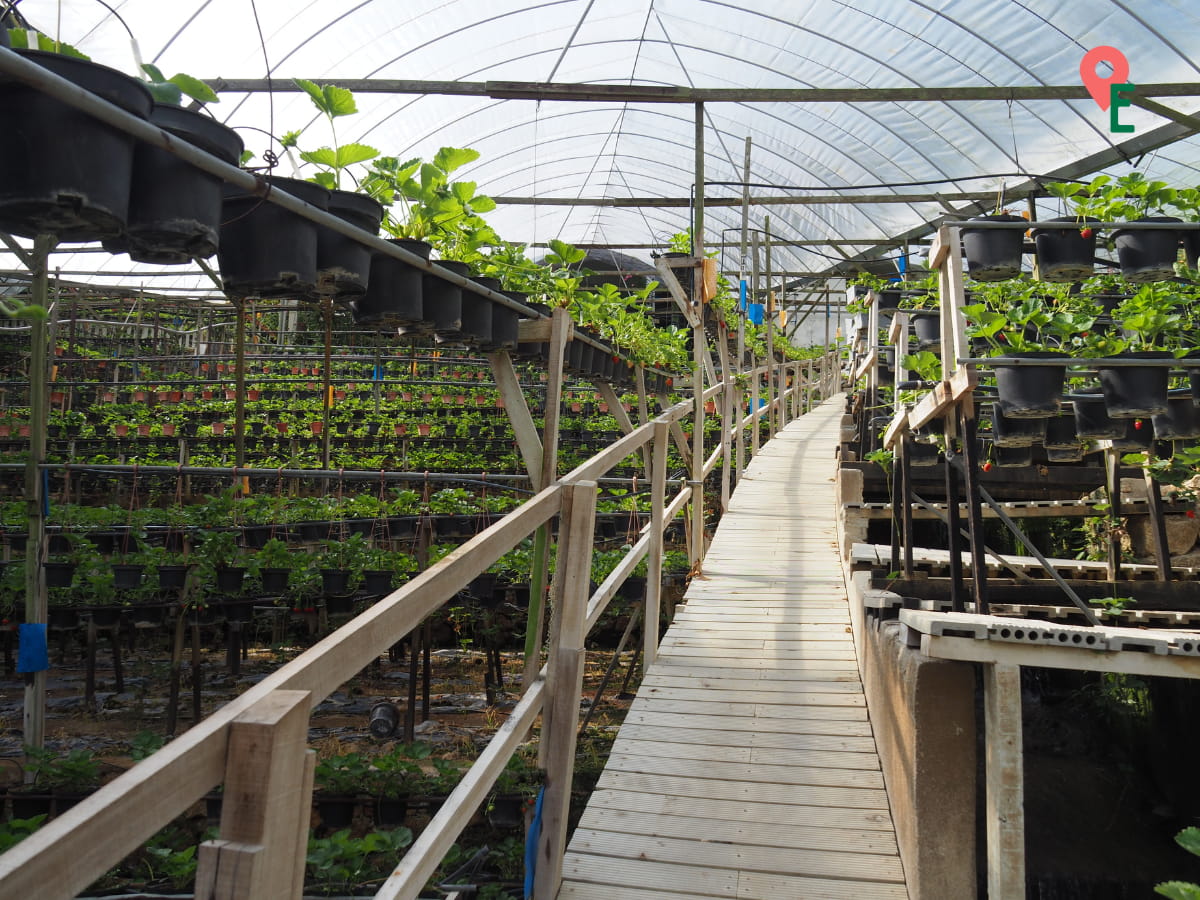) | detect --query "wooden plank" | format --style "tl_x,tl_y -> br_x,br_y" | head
602,753 -> 883,789
611,738 -> 879,772
560,883 -> 712,900
737,870 -> 909,899
569,829 -> 904,883
596,770 -> 889,810
628,697 -> 867,722
645,663 -> 860,682
636,685 -> 865,707
194,690 -> 312,900
586,787 -> 897,831
575,806 -> 899,856
640,673 -> 864,693
881,406 -> 910,450
563,853 -> 737,897
908,366 -> 977,431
